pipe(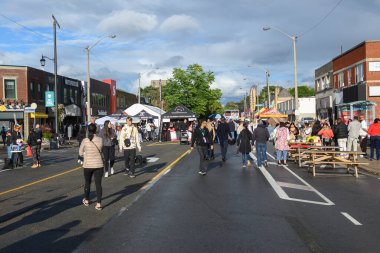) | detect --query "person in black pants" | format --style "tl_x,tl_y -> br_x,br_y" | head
216,118 -> 232,162
99,120 -> 117,177
191,120 -> 212,175
119,117 -> 142,178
